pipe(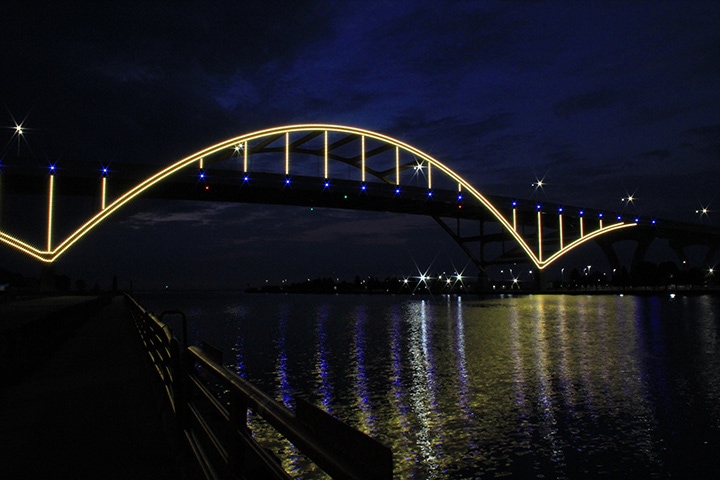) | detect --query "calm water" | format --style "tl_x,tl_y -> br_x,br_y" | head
137,292 -> 720,479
